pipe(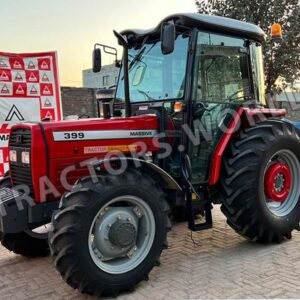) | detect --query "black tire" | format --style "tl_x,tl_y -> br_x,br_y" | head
49,169 -> 170,297
0,176 -> 50,257
219,119 -> 300,243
